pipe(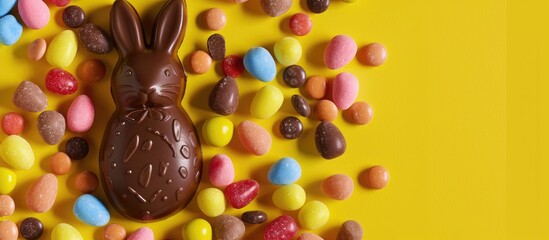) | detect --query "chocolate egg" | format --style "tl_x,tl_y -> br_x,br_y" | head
315,122 -> 346,159
209,76 -> 239,115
